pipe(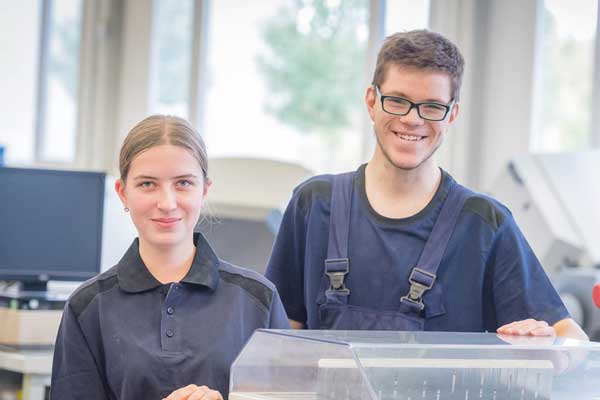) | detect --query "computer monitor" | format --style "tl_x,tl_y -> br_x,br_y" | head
0,167 -> 105,292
